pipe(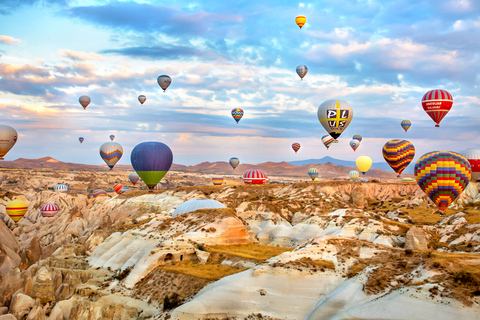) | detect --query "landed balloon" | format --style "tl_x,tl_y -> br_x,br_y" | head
129,172 -> 140,185
41,203 -> 59,218
295,15 -> 306,29
292,142 -> 301,153
113,183 -> 123,194
173,199 -> 226,217
212,176 -> 224,185
414,151 -> 471,212
109,135 -> 115,141
131,141 -> 173,190
356,156 -> 372,175
382,139 -> 415,176
157,75 -> 171,92
121,186 -> 130,193
243,169 -> 268,184
317,99 -> 353,140
460,149 -> 480,181
402,177 -> 415,184
153,182 -> 163,190
138,95 -> 146,105
296,65 -> 308,81
100,142 -> 123,170
79,137 -> 84,144
92,189 -> 108,198
352,134 -> 362,142
308,168 -> 318,181
0,125 -> 18,160
401,120 -> 411,133
229,157 -> 240,170
55,184 -> 68,193
322,134 -> 334,150
79,95 -> 91,110
349,139 -> 360,151
421,89 -> 453,127
349,171 -> 360,181
6,199 -> 28,223
231,108 -> 244,124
